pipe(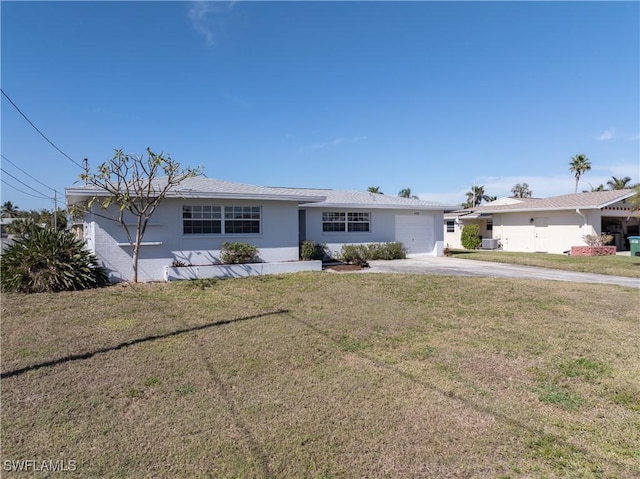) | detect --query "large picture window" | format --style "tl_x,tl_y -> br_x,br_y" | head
322,211 -> 370,233
183,206 -> 260,235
